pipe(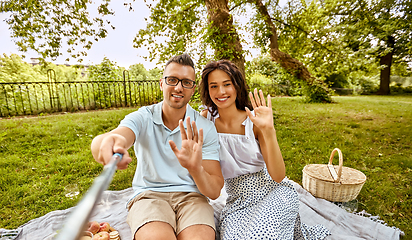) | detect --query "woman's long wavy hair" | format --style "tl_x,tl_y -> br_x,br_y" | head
200,59 -> 252,117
